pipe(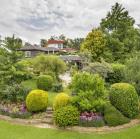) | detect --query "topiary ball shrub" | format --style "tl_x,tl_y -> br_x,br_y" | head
53,93 -> 71,111
26,90 -> 48,112
104,104 -> 130,126
54,106 -> 80,128
37,75 -> 53,91
110,83 -> 139,118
